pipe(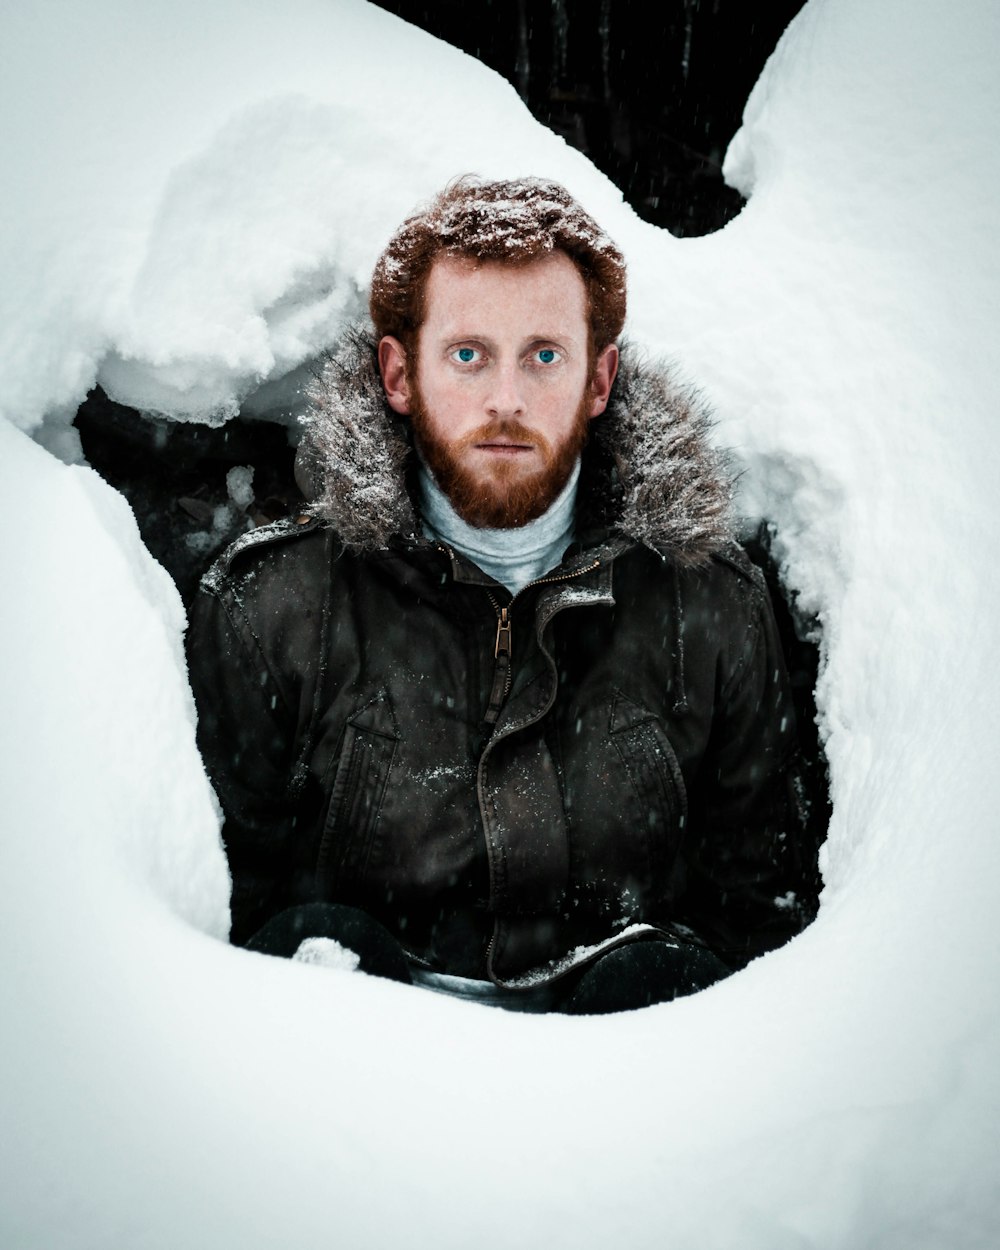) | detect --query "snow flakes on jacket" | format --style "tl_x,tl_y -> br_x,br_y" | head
298,326 -> 733,567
